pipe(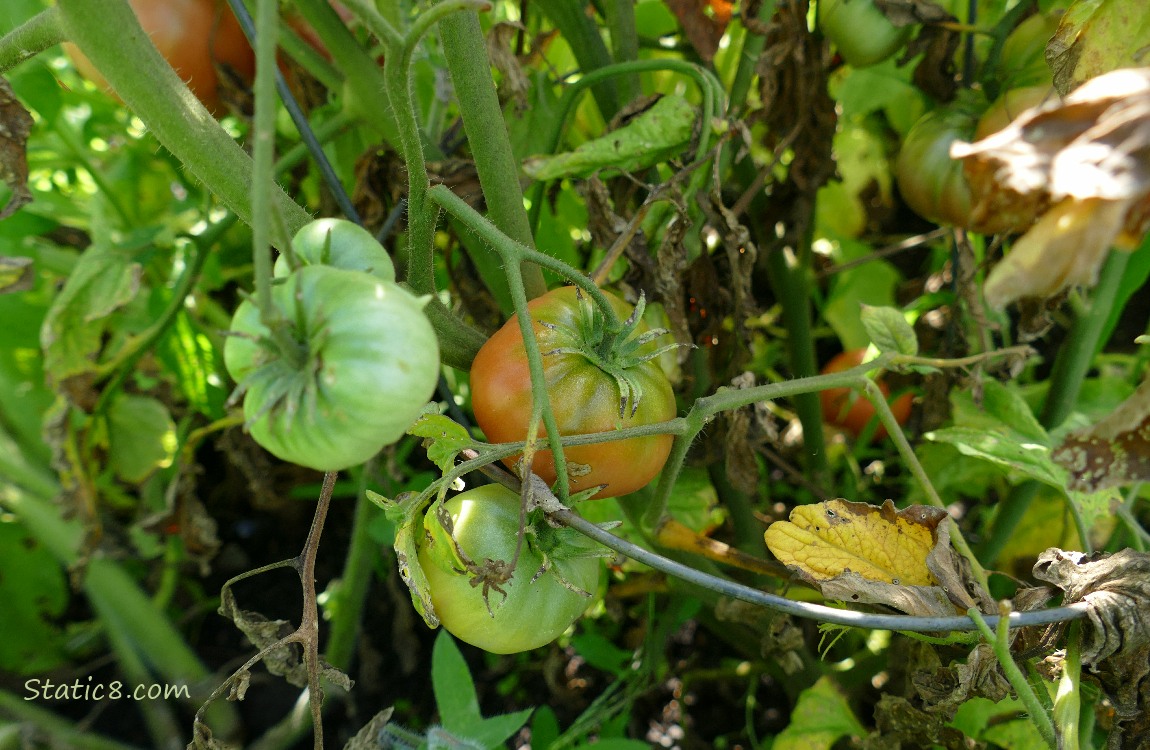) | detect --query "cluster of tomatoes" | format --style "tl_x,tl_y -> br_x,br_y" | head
820,1 -> 1060,230
82,0 -> 965,655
